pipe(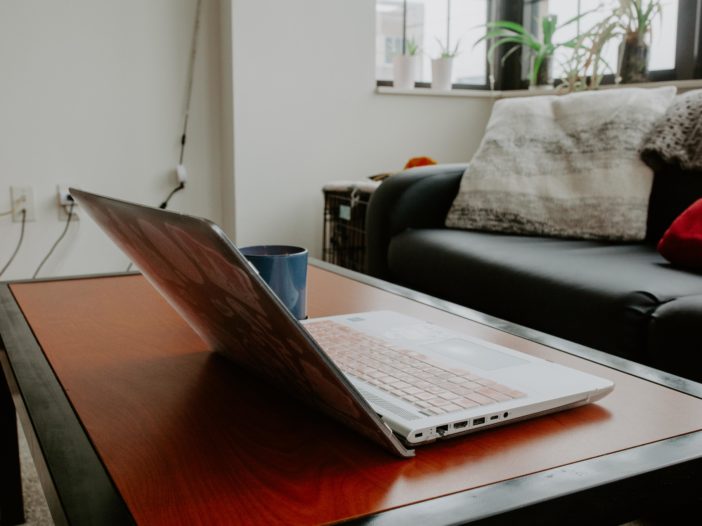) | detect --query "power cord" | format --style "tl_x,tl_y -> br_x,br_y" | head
155,0 -> 200,212
32,204 -> 75,279
159,181 -> 185,209
0,209 -> 26,278
125,0 -> 201,274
